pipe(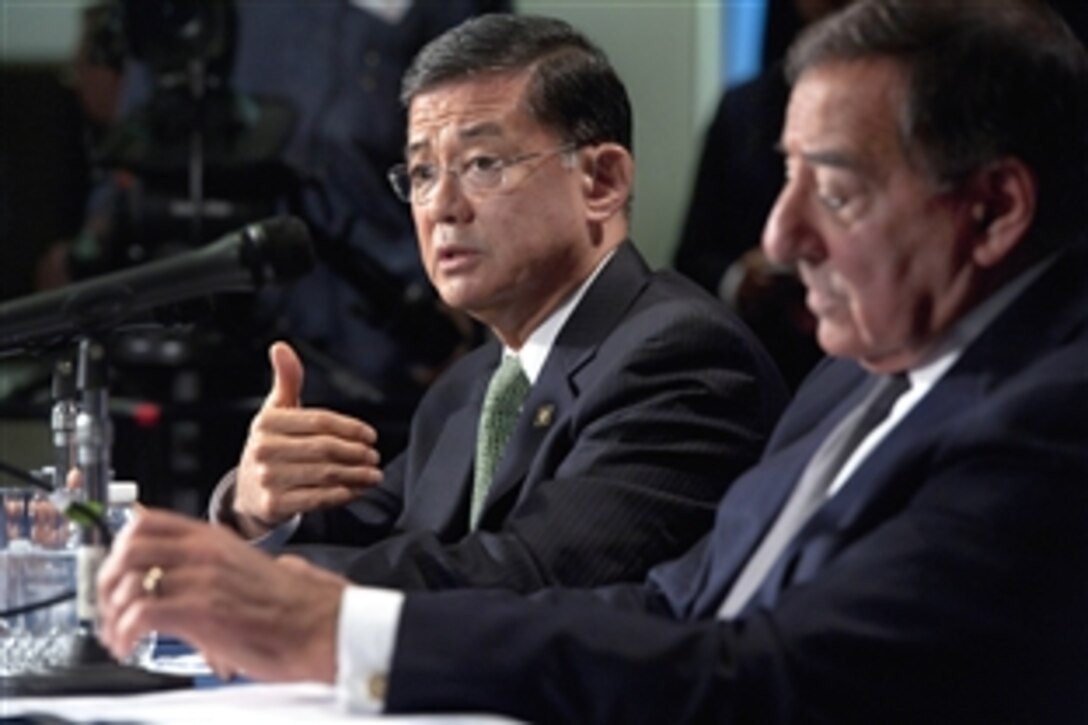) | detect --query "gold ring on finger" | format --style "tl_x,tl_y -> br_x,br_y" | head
142,565 -> 165,597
